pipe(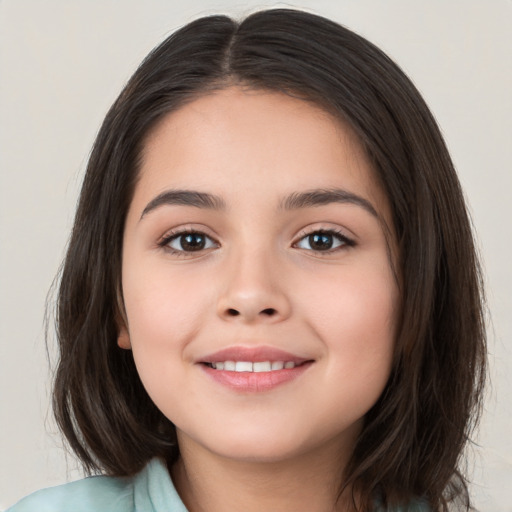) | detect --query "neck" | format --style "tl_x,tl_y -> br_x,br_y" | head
170,434 -> 359,512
